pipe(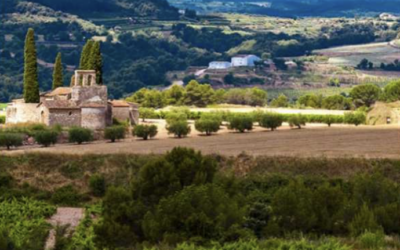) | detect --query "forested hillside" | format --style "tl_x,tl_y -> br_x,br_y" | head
169,0 -> 400,17
4,0 -> 179,18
